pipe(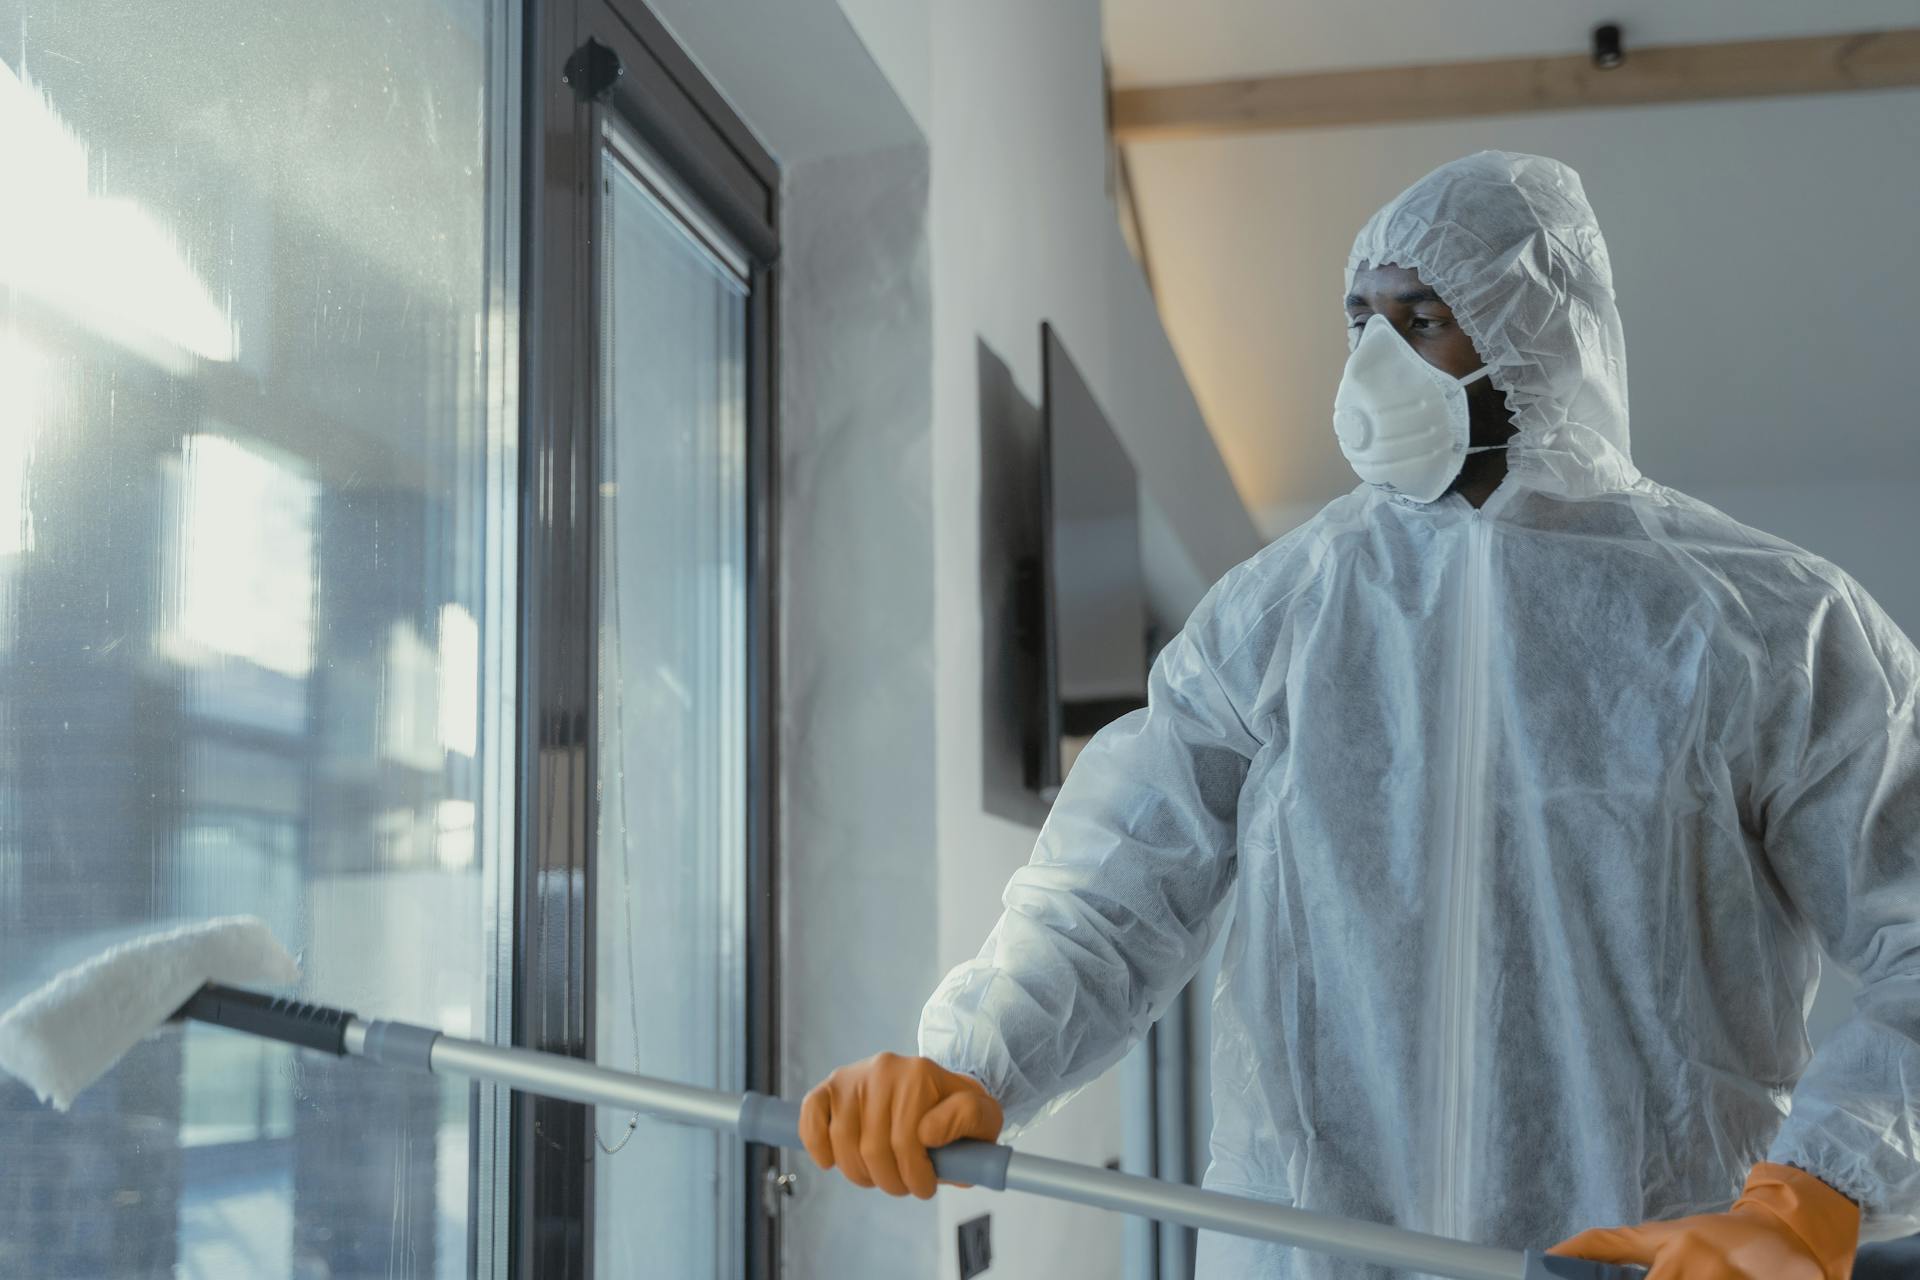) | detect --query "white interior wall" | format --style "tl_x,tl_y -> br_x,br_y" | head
837,0 -> 930,132
776,144 -> 945,1276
